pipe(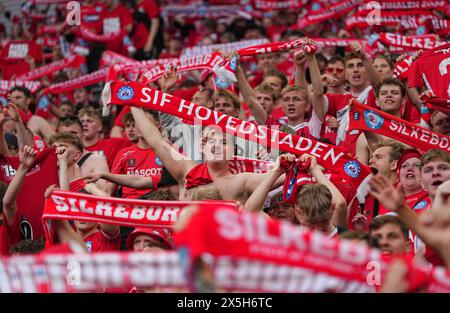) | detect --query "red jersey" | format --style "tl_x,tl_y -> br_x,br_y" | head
131,0 -> 160,50
0,211 -> 22,255
84,137 -> 131,169
405,190 -> 430,214
111,145 -> 163,199
0,40 -> 43,79
0,148 -> 58,240
80,2 -> 106,32
33,135 -> 47,153
265,111 -> 323,139
100,4 -> 132,52
83,229 -> 120,253
408,43 -> 450,99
